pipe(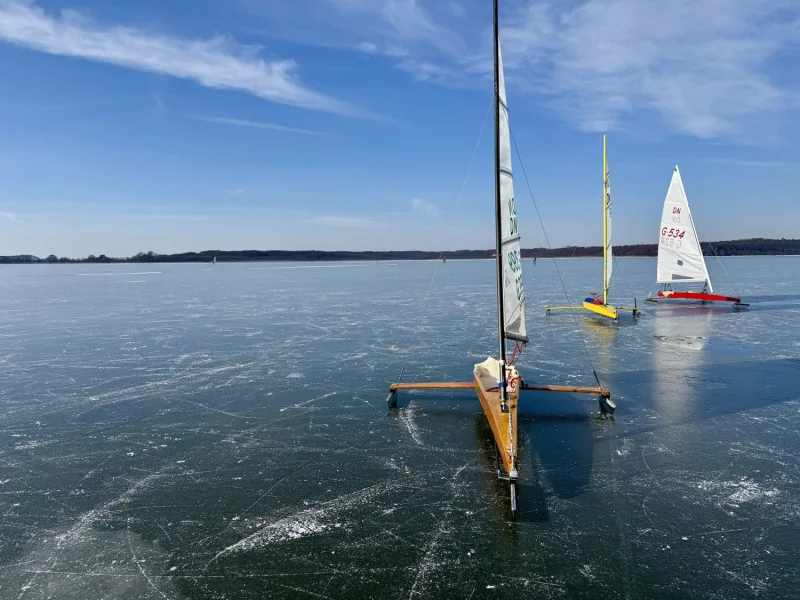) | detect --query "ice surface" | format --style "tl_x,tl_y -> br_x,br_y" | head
0,258 -> 798,599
